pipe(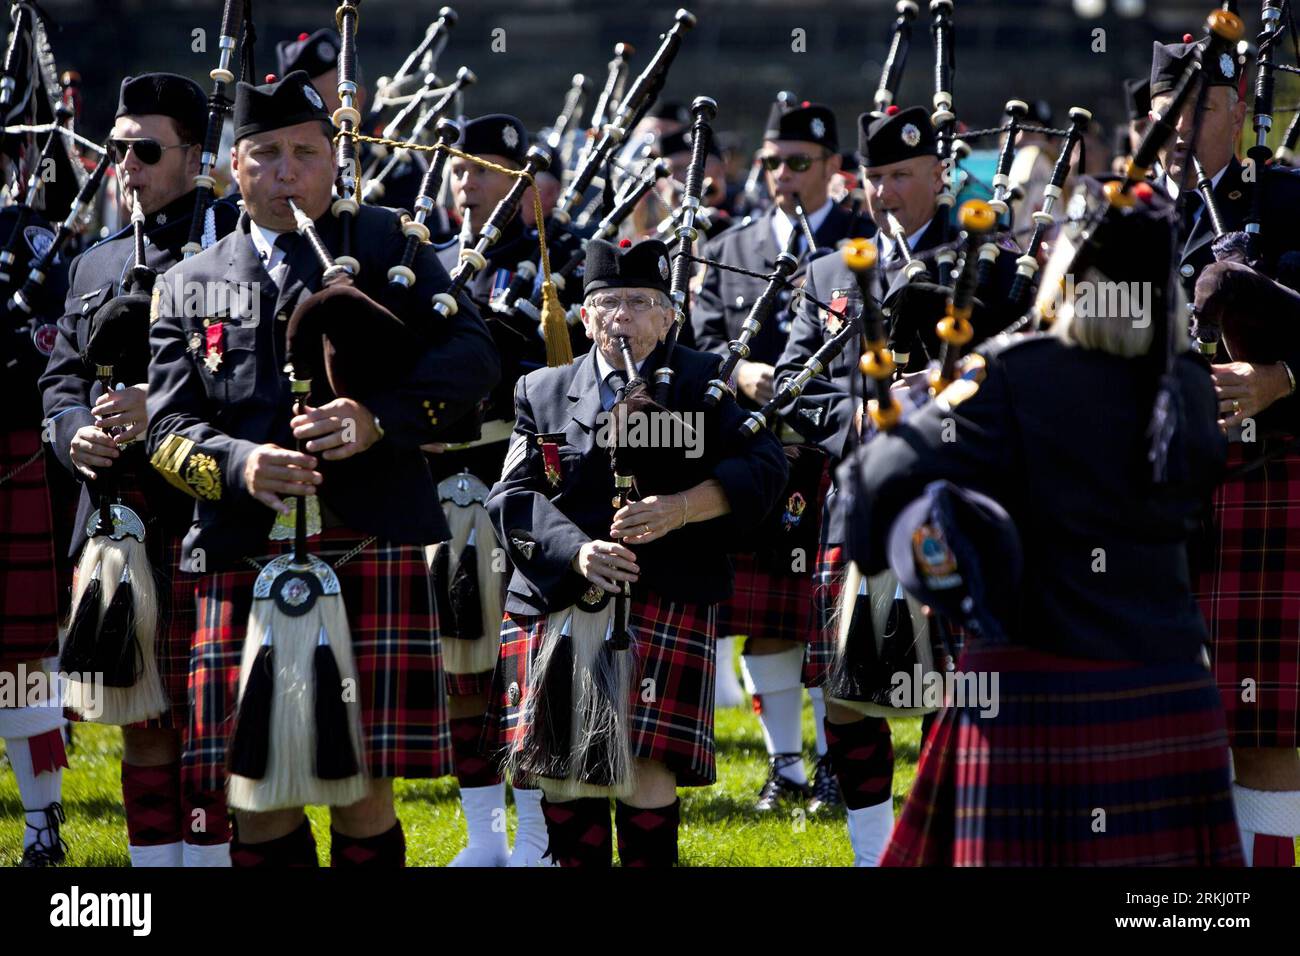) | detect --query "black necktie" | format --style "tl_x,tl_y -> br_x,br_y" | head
604,370 -> 626,411
269,232 -> 299,287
